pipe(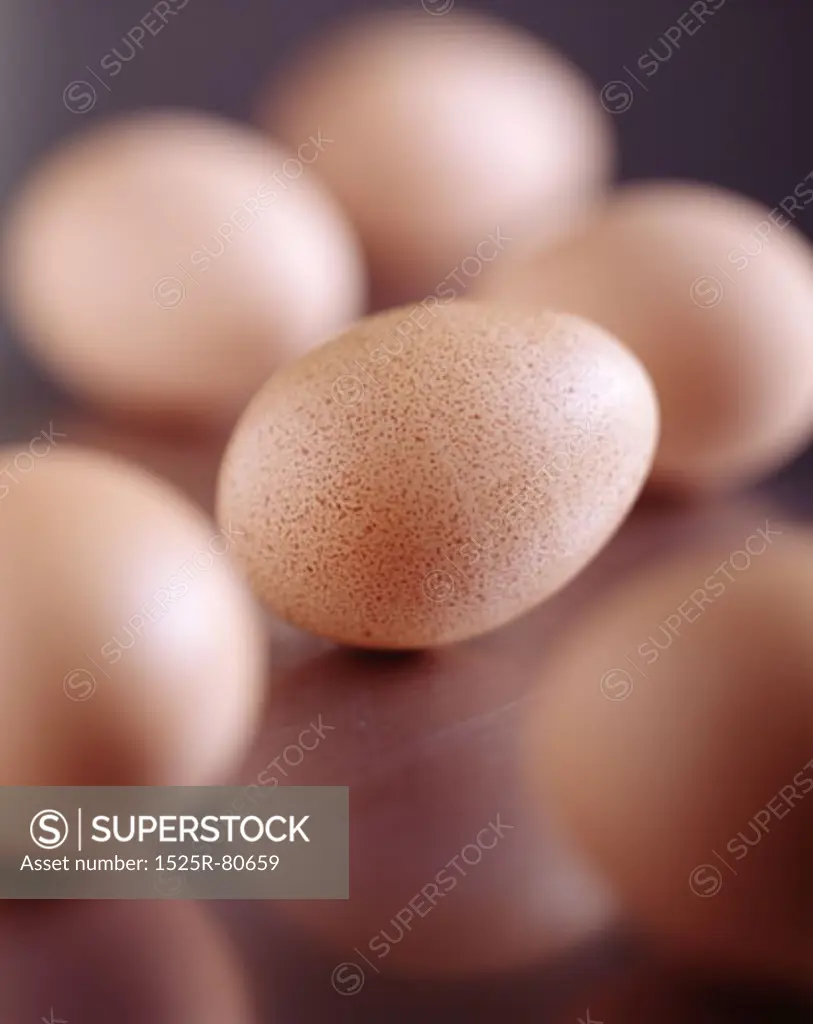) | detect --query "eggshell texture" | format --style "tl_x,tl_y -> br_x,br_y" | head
262,10 -> 613,306
0,445 -> 266,785
528,524 -> 813,983
217,302 -> 658,649
480,182 -> 813,491
2,110 -> 365,428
